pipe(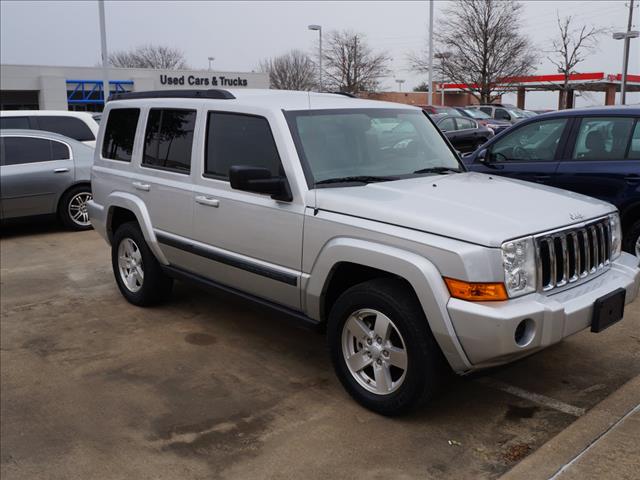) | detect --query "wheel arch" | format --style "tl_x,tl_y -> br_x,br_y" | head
104,192 -> 169,265
305,237 -> 471,372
